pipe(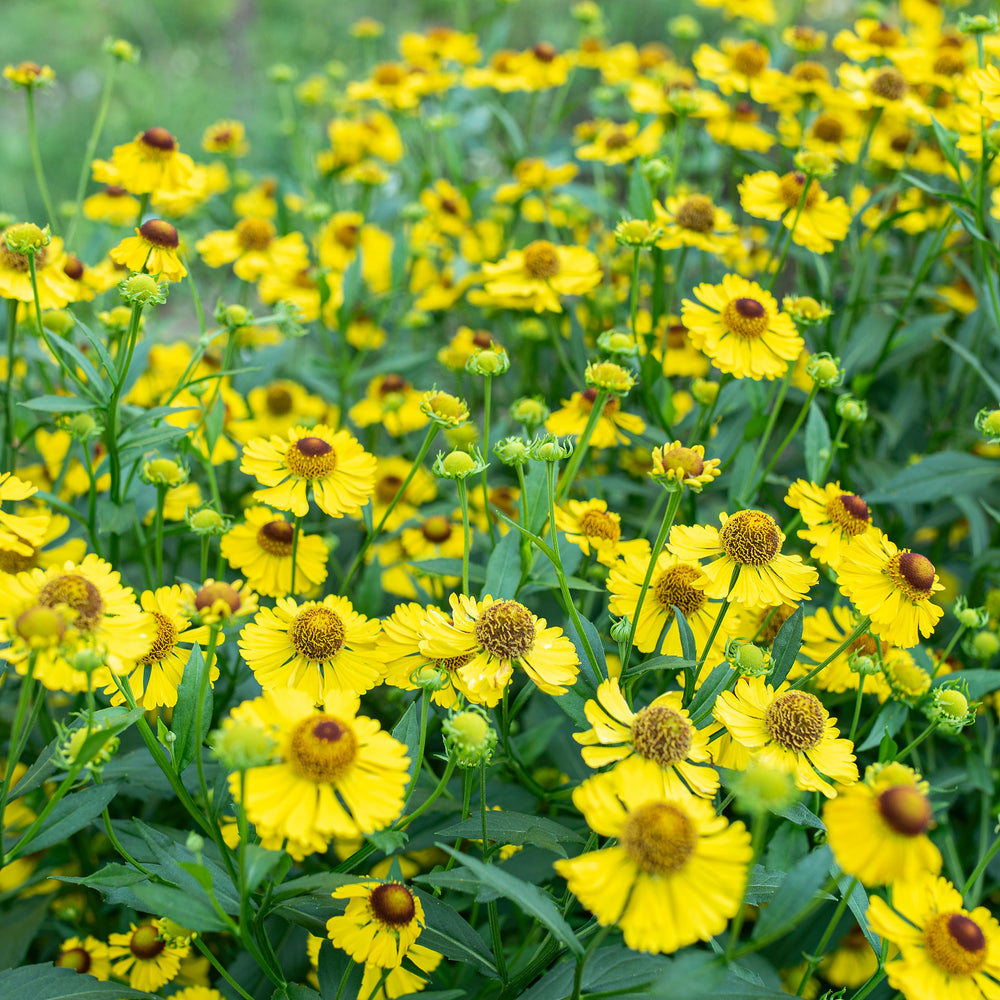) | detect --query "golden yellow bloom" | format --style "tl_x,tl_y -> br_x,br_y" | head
650,442 -> 720,492
784,480 -> 876,568
195,217 -> 308,282
546,390 -> 646,447
554,498 -> 647,568
107,920 -> 189,993
349,375 -> 429,438
109,219 -> 187,282
0,229 -> 79,309
97,127 -> 196,195
654,193 -> 738,254
201,119 -> 249,156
